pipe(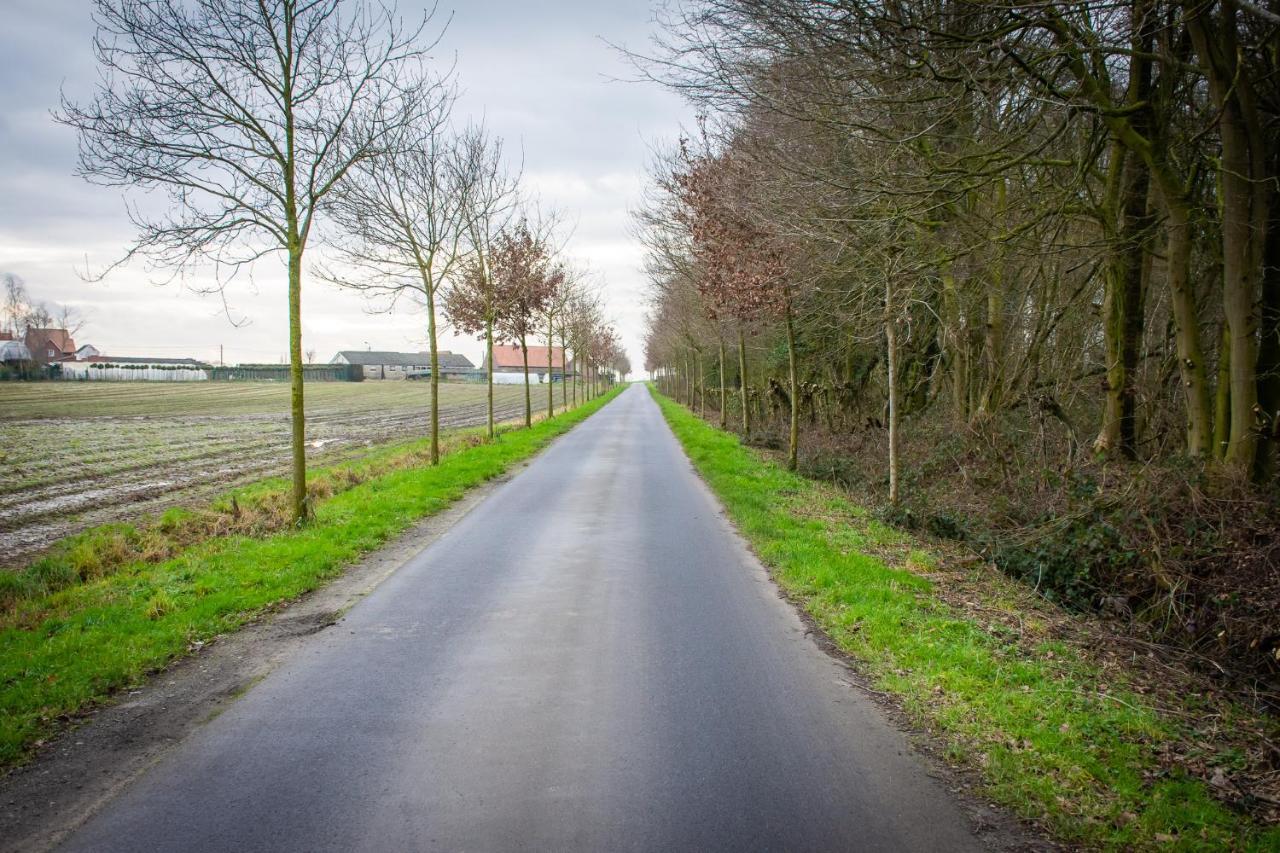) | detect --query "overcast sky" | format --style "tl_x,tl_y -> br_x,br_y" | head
0,1 -> 689,373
